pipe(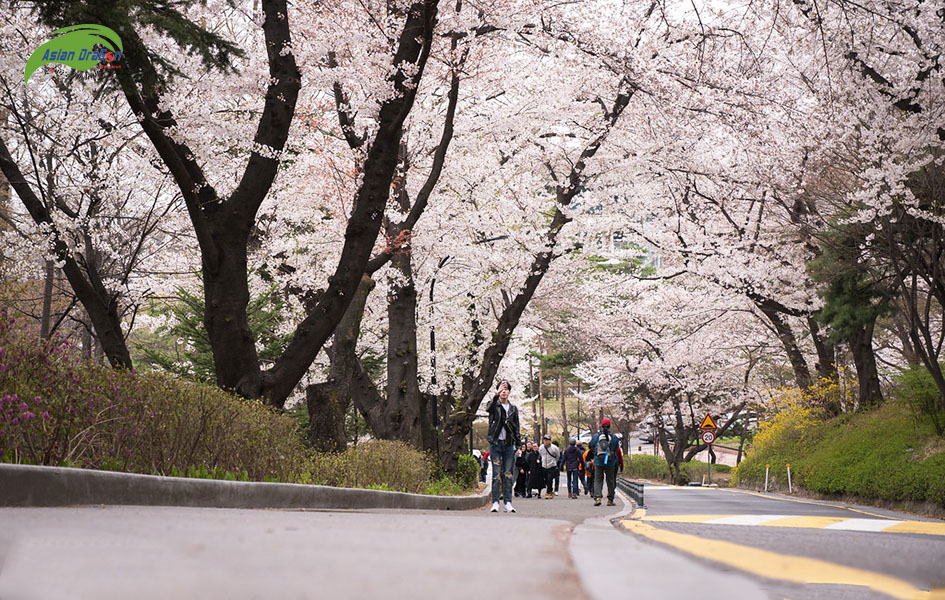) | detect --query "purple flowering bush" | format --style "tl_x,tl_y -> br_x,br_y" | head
0,314 -> 308,482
